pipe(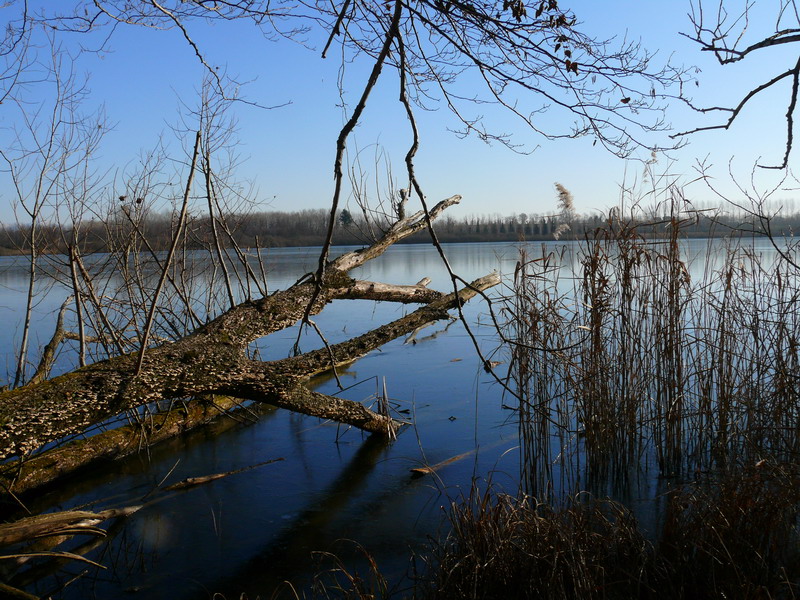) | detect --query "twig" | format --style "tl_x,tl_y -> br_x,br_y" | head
136,130 -> 201,374
295,0 -> 405,356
